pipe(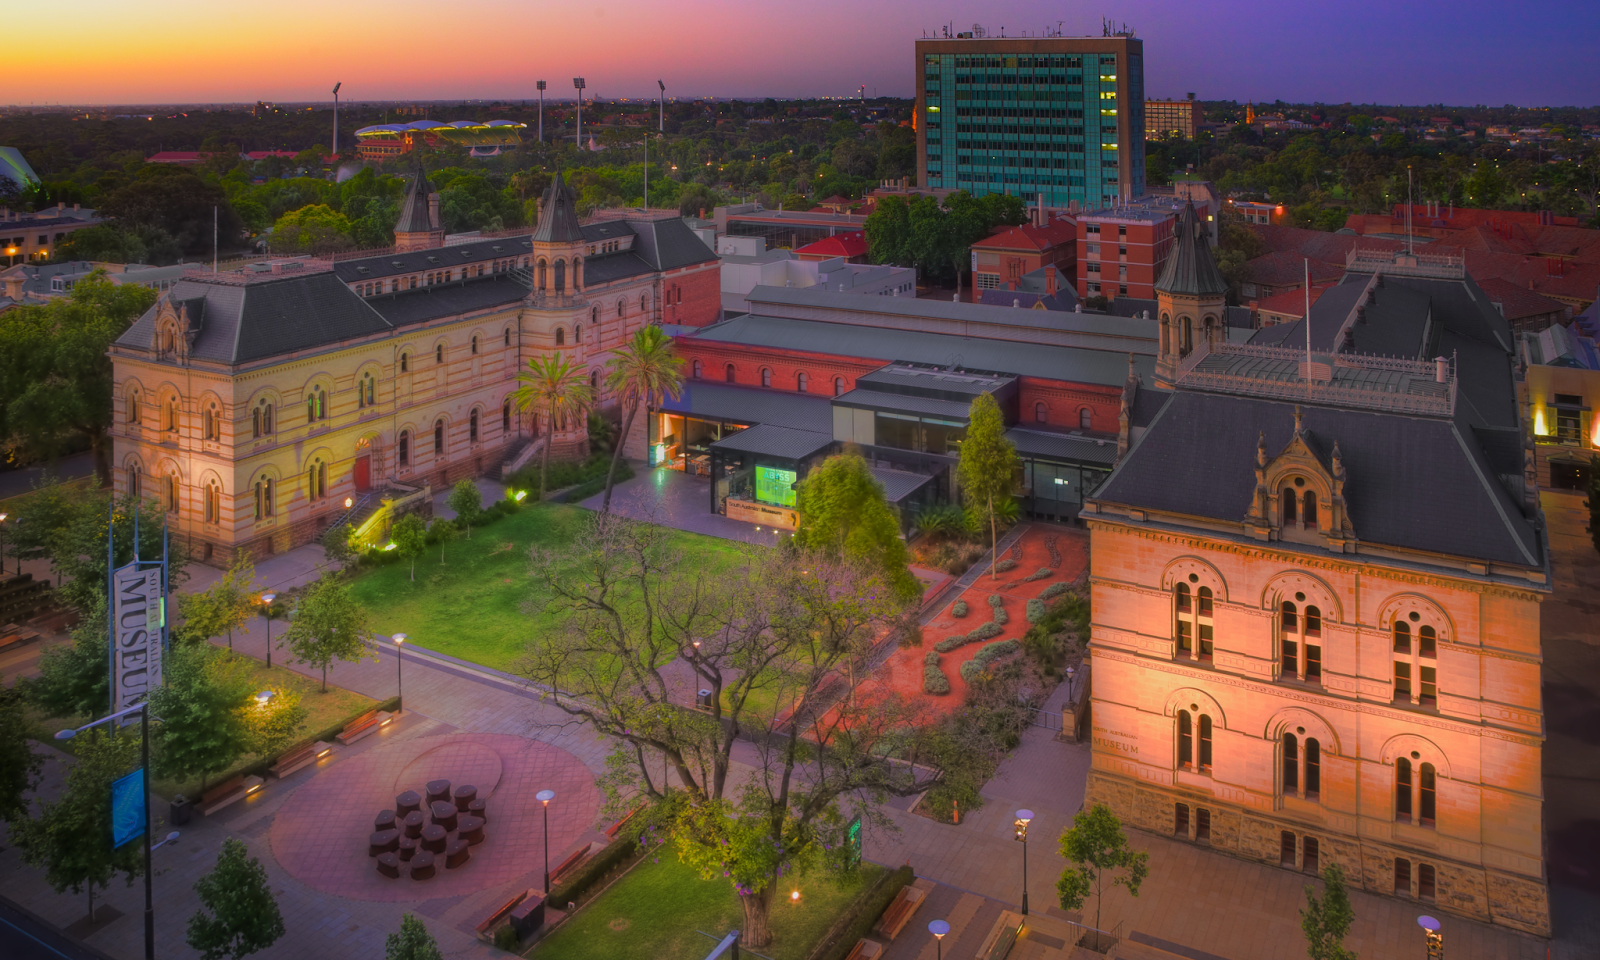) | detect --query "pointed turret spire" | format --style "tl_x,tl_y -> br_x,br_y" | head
1154,201 -> 1228,298
532,167 -> 584,243
394,158 -> 434,235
